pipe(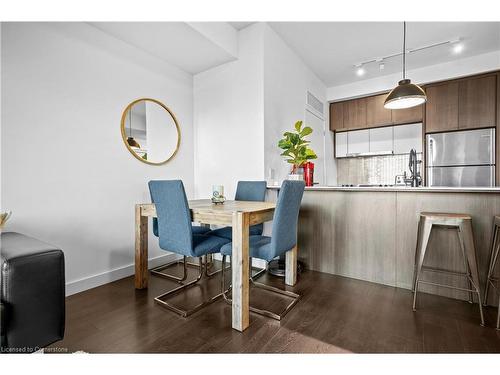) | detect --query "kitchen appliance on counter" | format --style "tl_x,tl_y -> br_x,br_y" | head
426,128 -> 495,187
